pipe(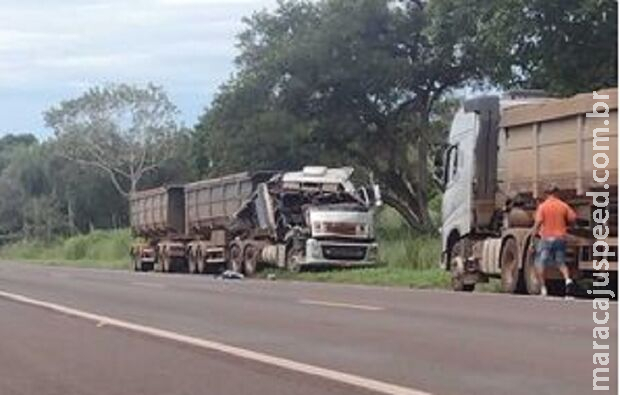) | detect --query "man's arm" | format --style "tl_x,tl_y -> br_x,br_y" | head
566,204 -> 577,224
532,205 -> 543,235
